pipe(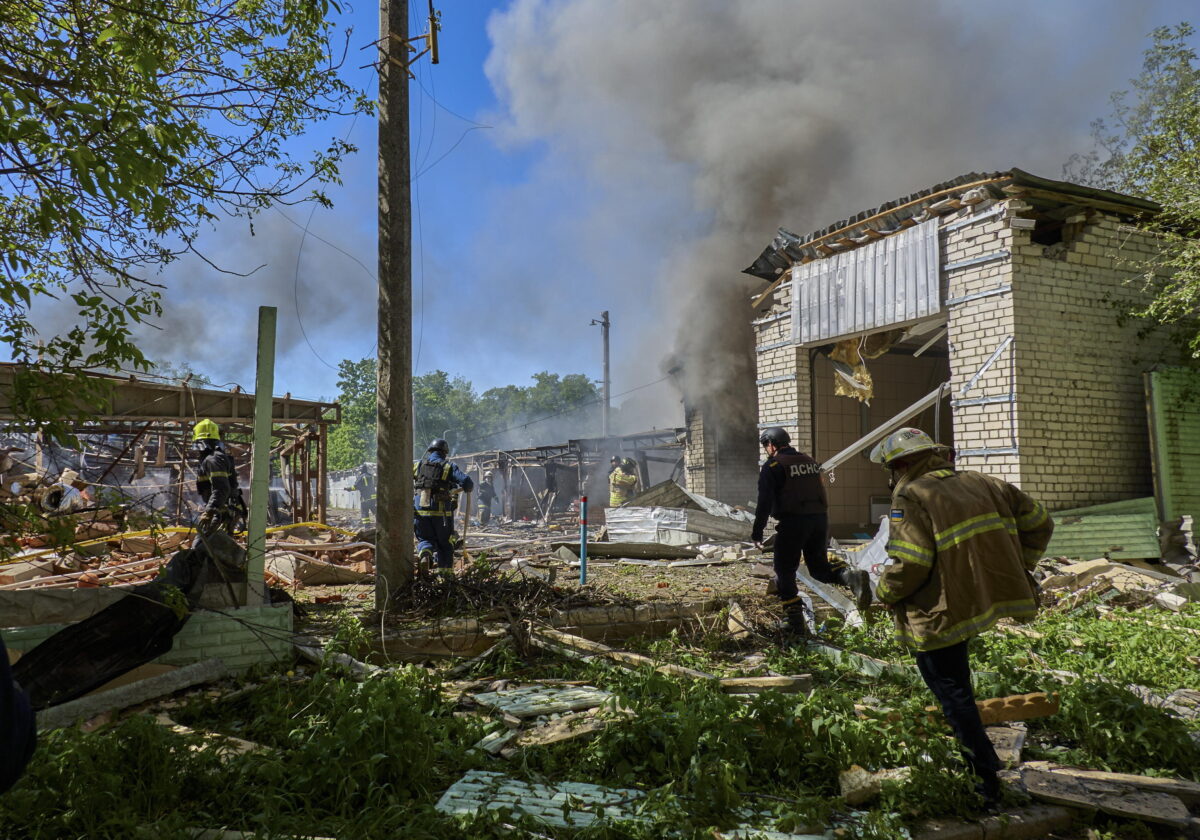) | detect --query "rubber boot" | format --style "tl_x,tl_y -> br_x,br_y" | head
418,548 -> 435,575
837,567 -> 873,611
